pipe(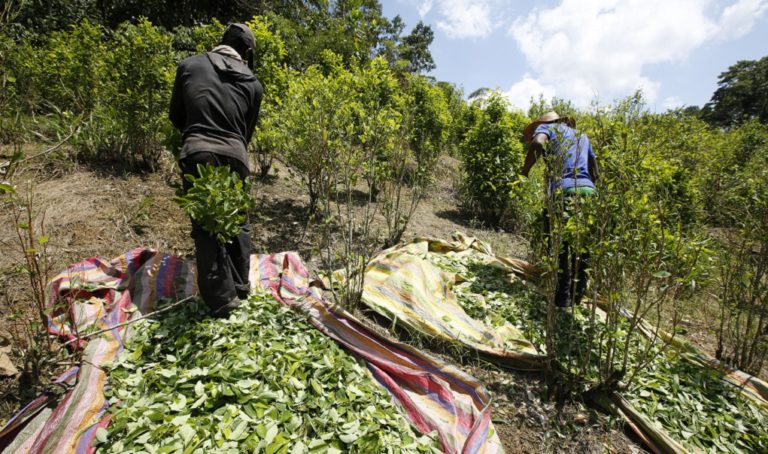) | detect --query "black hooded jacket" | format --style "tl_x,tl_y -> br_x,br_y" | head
169,49 -> 263,168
